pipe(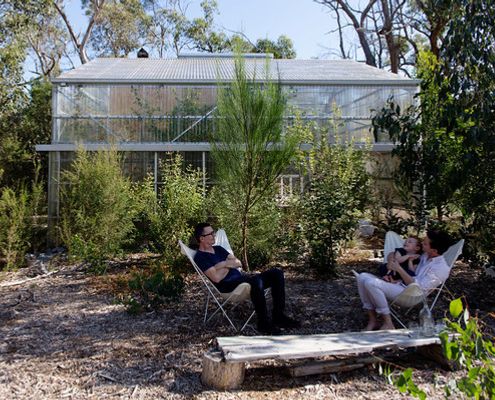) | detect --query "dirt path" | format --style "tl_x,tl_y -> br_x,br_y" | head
0,253 -> 491,399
